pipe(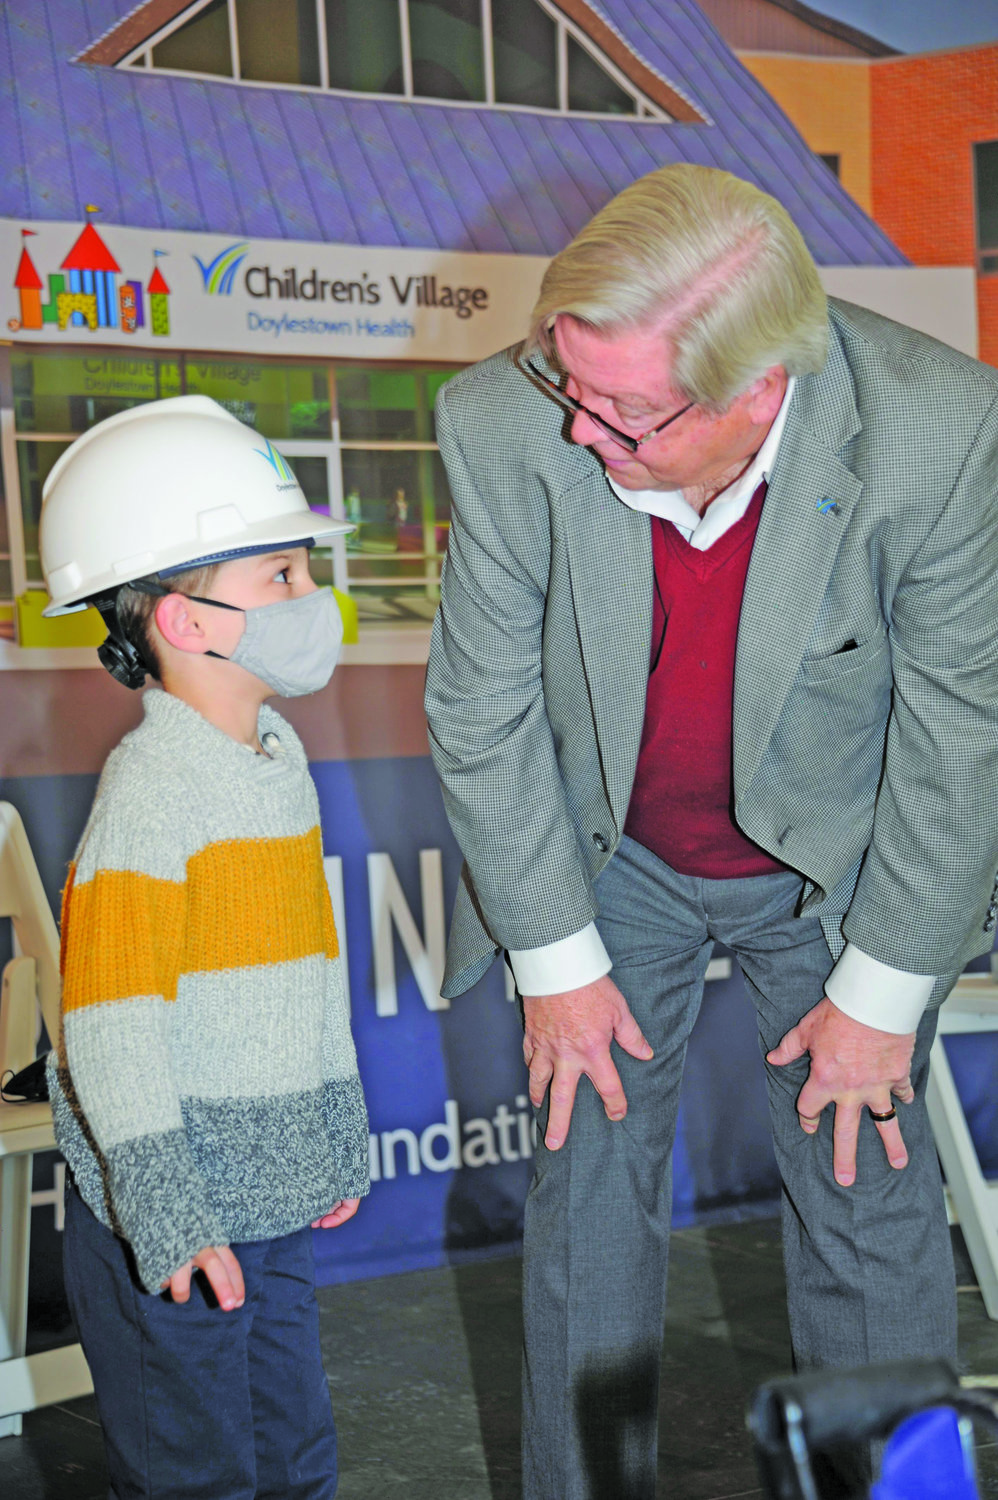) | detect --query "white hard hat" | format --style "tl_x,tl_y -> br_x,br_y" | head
40,394 -> 351,614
